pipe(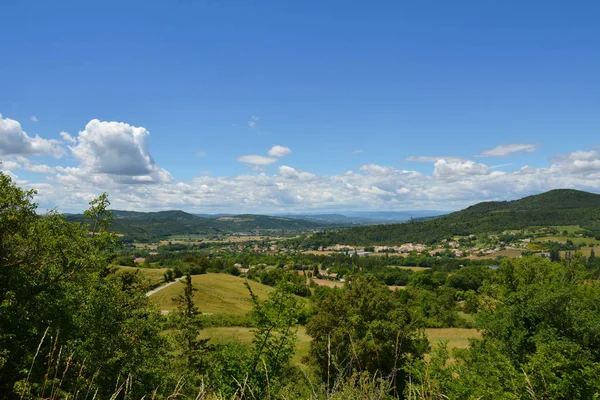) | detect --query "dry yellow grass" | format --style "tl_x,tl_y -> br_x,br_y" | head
199,326 -> 311,365
390,266 -> 430,272
117,266 -> 167,287
198,326 -> 480,367
467,248 -> 523,260
311,278 -> 344,288
148,273 -> 274,314
560,245 -> 600,258
425,328 -> 481,349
